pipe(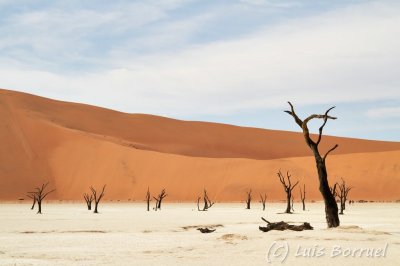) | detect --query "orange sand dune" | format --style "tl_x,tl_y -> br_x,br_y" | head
0,89 -> 399,201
